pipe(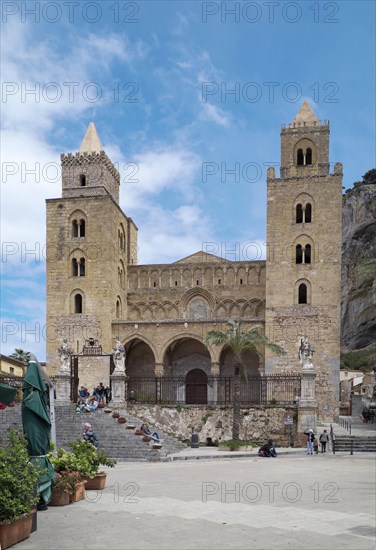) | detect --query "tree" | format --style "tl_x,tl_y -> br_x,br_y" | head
205,320 -> 285,441
9,348 -> 31,364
